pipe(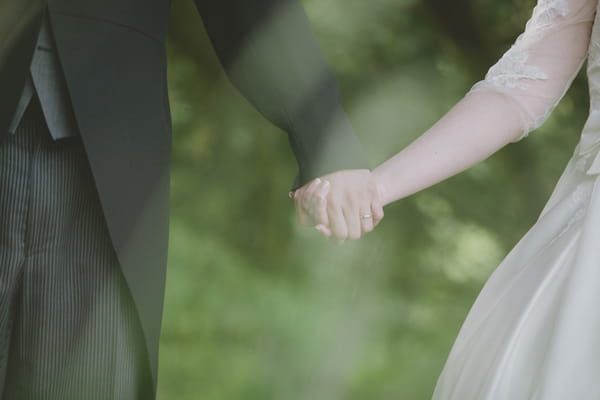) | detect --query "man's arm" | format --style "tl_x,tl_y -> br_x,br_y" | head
193,0 -> 369,187
194,0 -> 383,240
